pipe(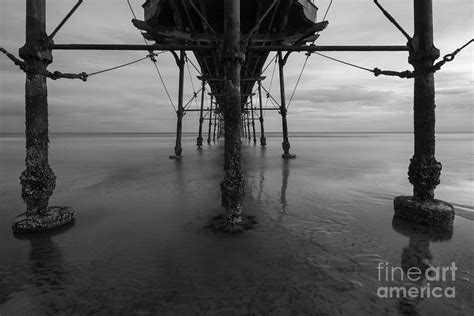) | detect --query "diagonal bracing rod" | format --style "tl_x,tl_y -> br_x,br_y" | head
49,0 -> 83,40
373,0 -> 411,41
